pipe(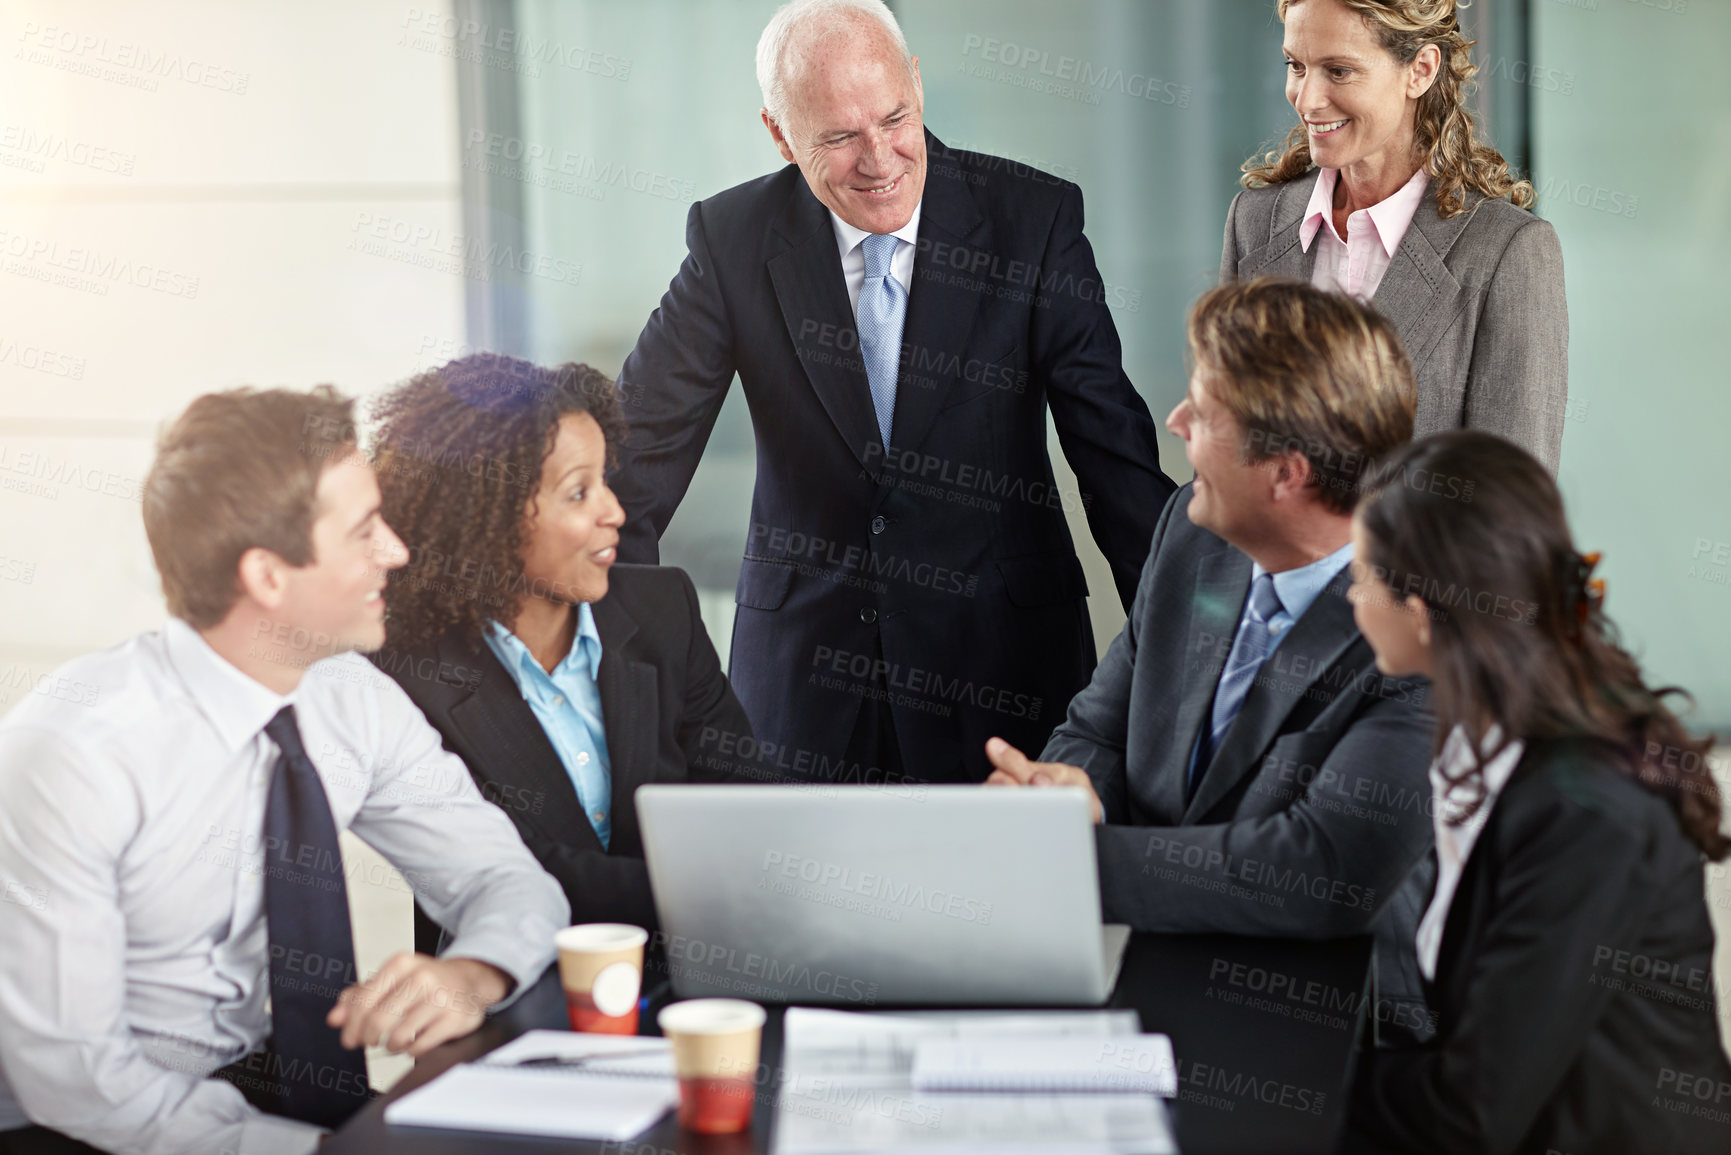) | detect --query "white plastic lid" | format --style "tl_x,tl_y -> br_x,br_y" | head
657,998 -> 767,1036
554,923 -> 649,952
